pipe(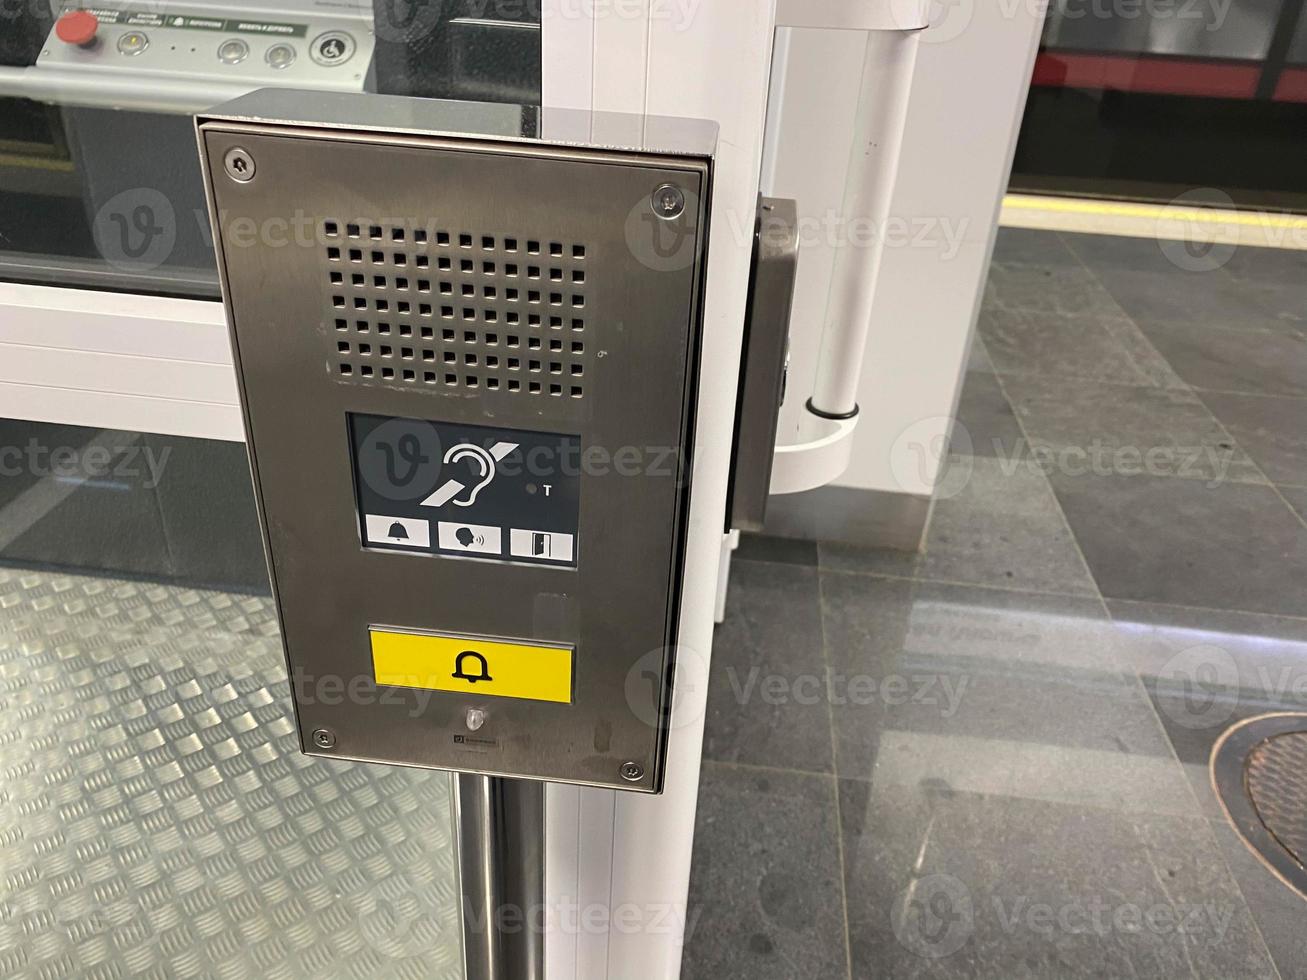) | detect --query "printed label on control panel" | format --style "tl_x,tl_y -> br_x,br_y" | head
63,6 -> 310,35
350,413 -> 580,567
